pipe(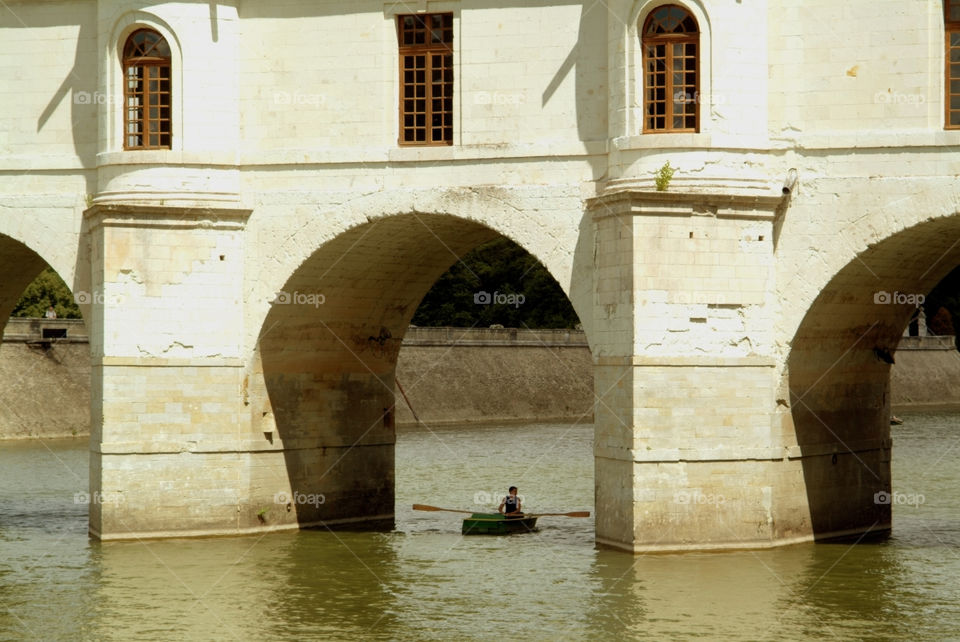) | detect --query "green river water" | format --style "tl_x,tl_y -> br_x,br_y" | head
1,412 -> 960,640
